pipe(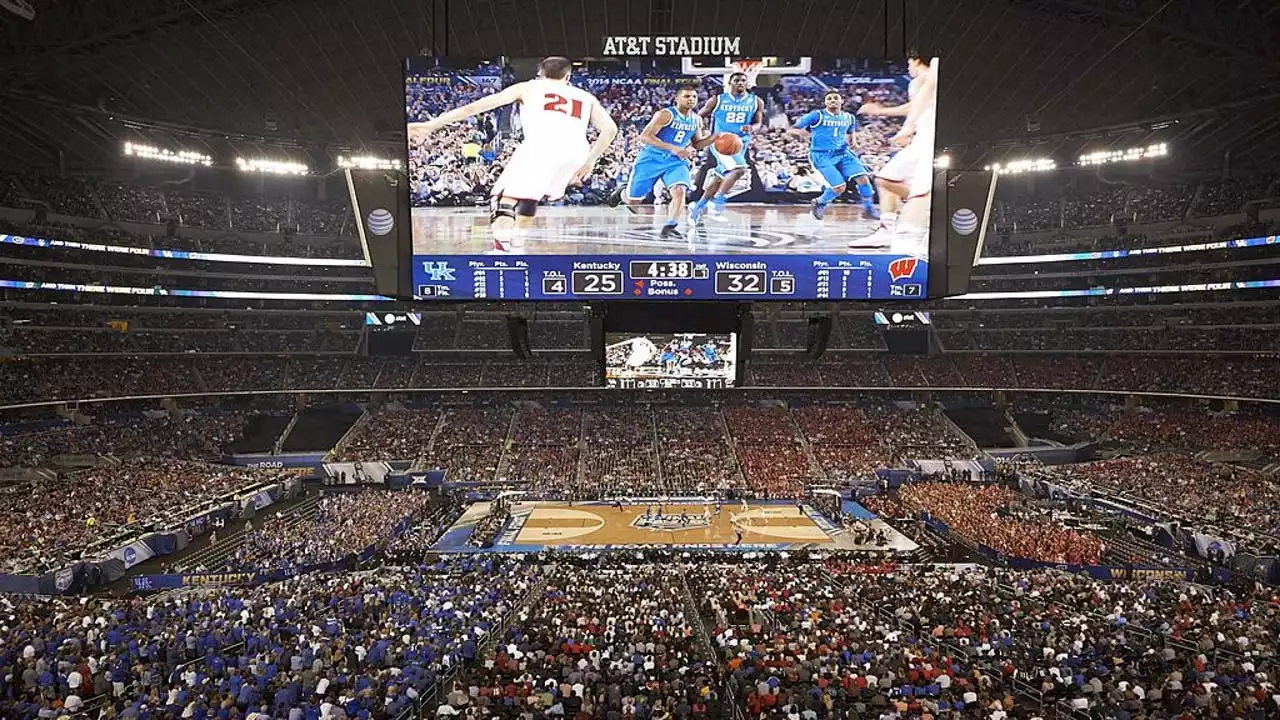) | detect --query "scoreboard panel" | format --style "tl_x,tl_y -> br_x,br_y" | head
413,254 -> 925,300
